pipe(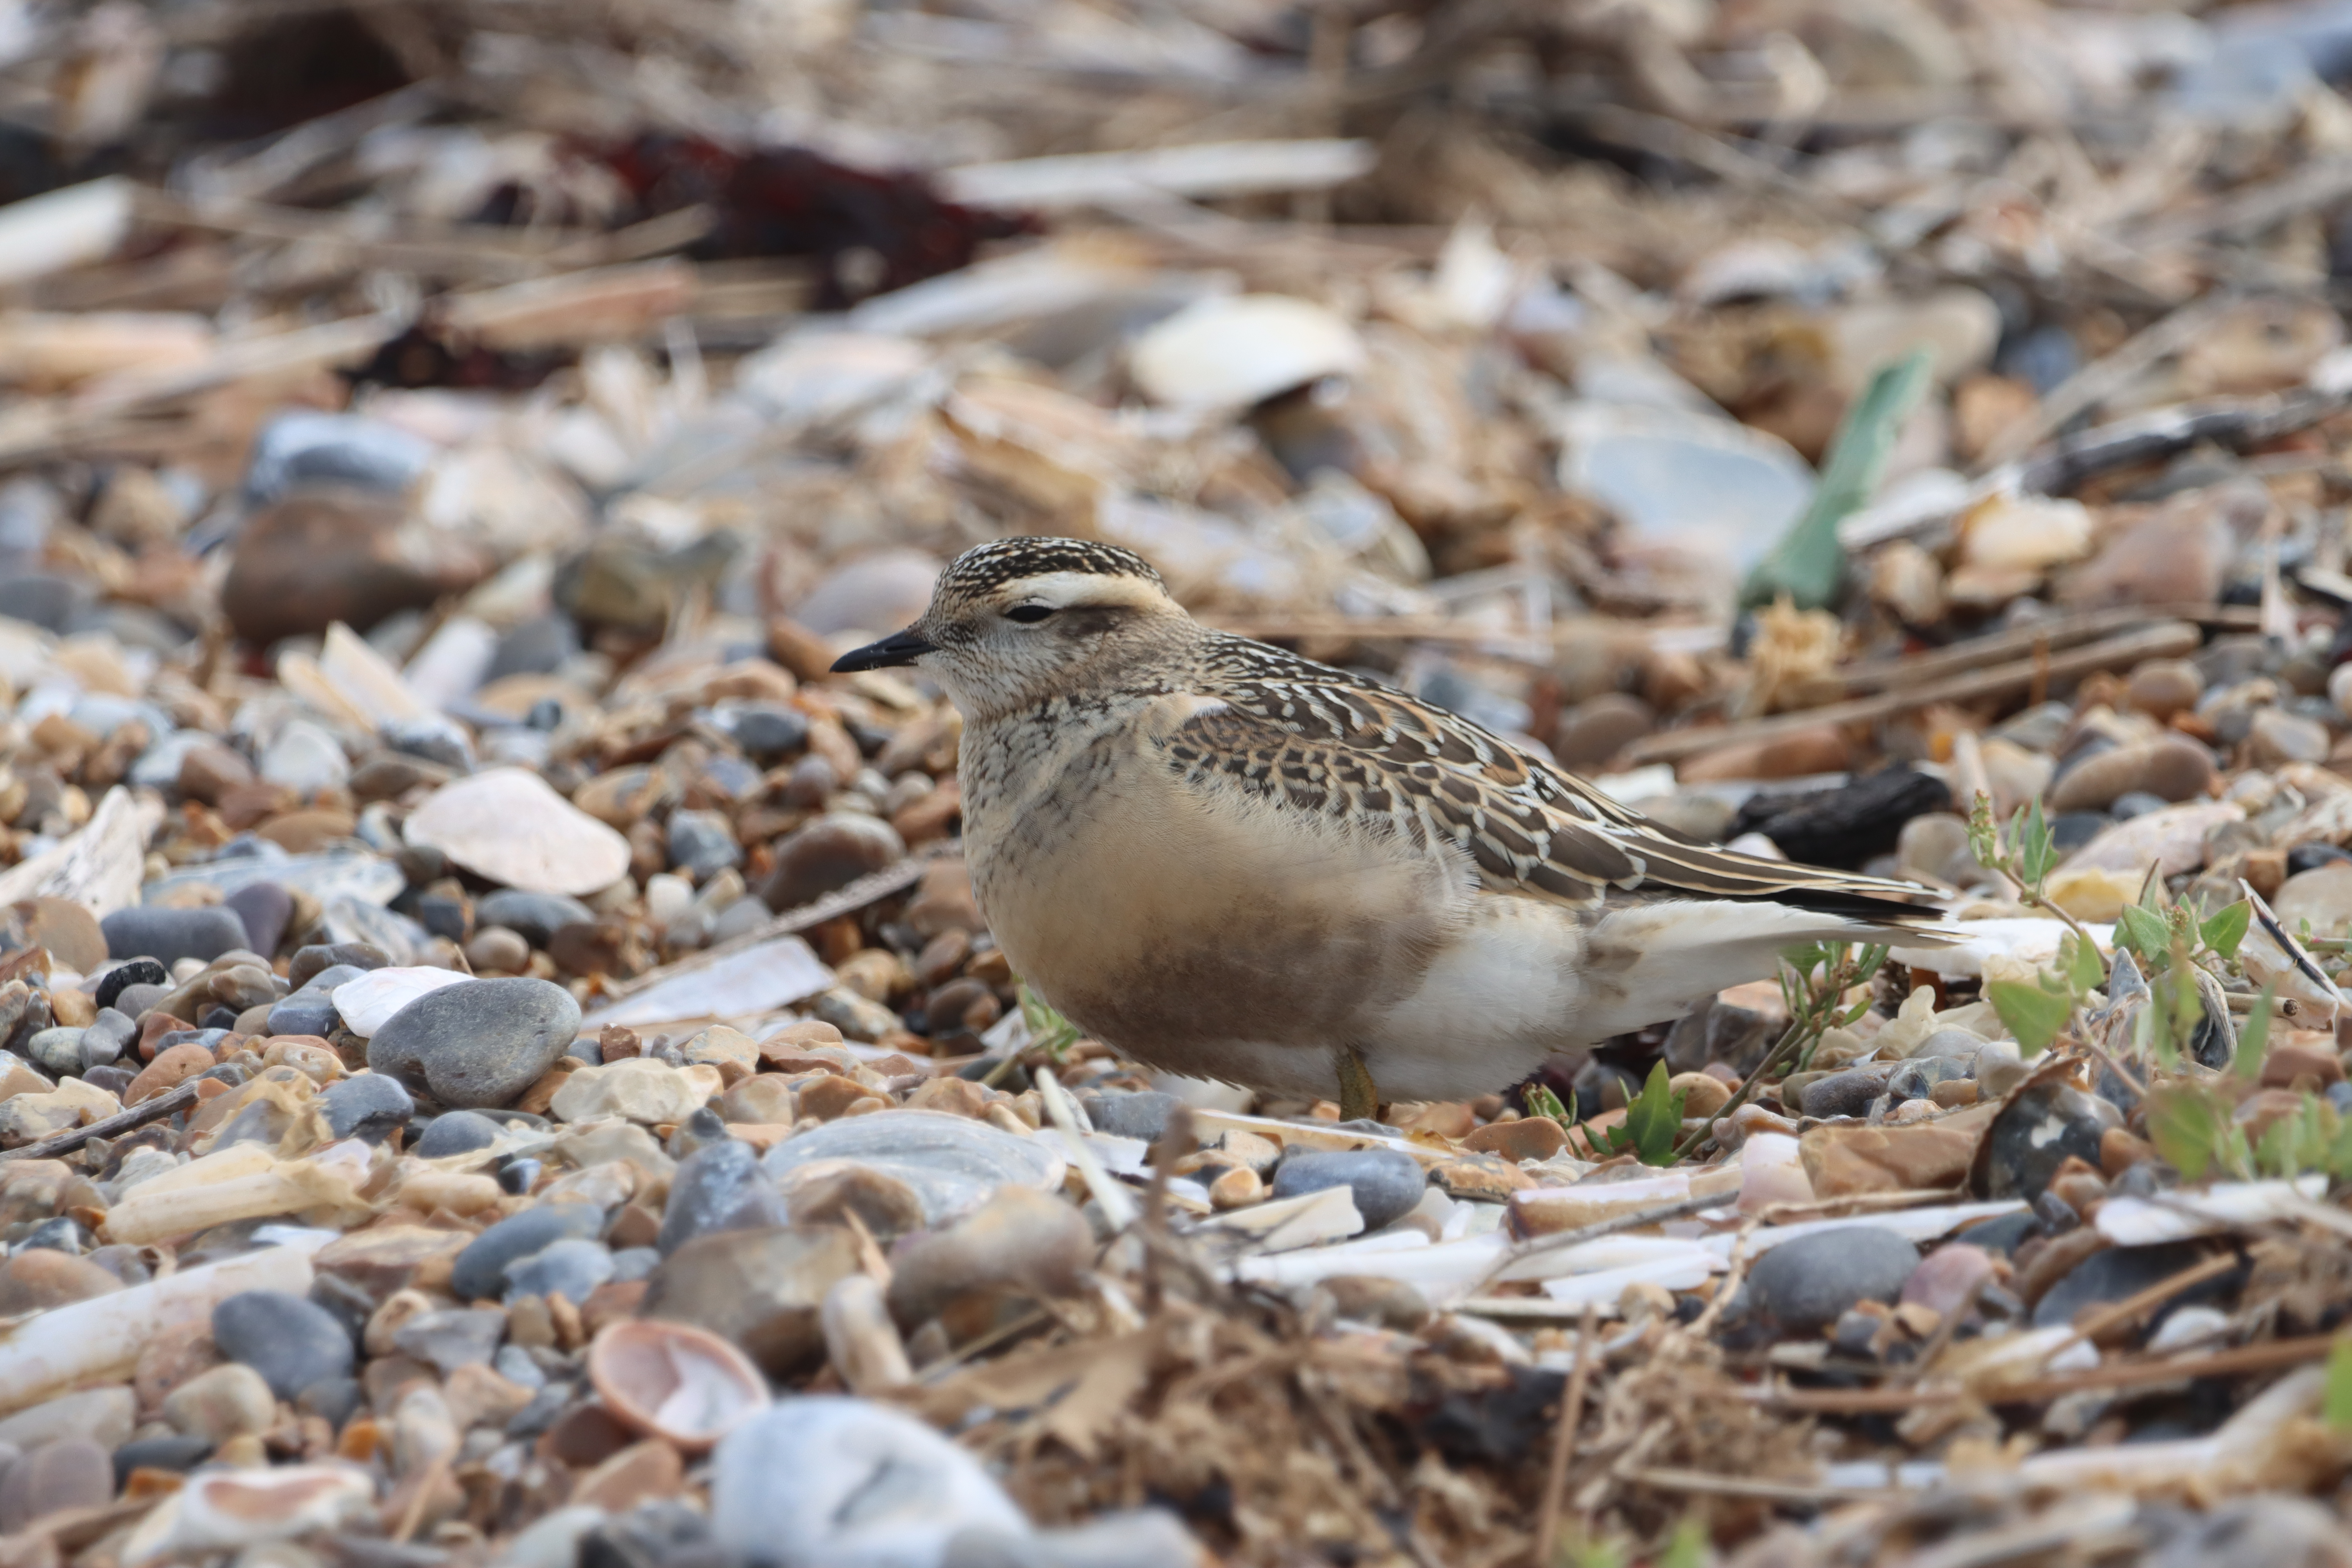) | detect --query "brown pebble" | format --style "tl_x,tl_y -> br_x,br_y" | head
780,1163 -> 926,1239
795,1073 -> 876,1121
0,1438 -> 112,1533
2099,1125 -> 2157,1176
574,1438 -> 687,1512
904,1075 -> 988,1119
1207,1166 -> 1263,1208
2047,736 -> 2218,811
2124,659 -> 2204,720
1668,1071 -> 1733,1120
540,1401 -> 637,1469
1461,1116 -> 1568,1163
1553,693 -> 1655,770
1677,724 -> 1850,783
0,1249 -> 123,1315
464,926 -> 531,973
2261,1039 -> 2345,1089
